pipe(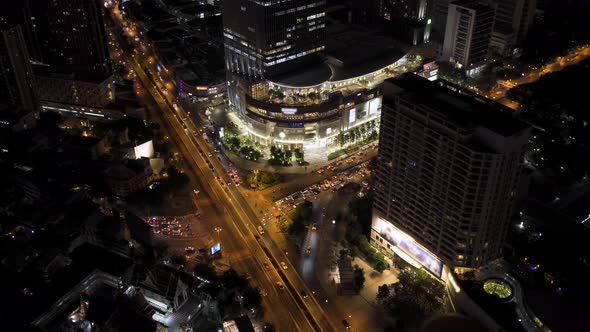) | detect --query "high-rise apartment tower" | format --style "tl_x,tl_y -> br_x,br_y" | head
442,0 -> 495,75
371,74 -> 530,275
